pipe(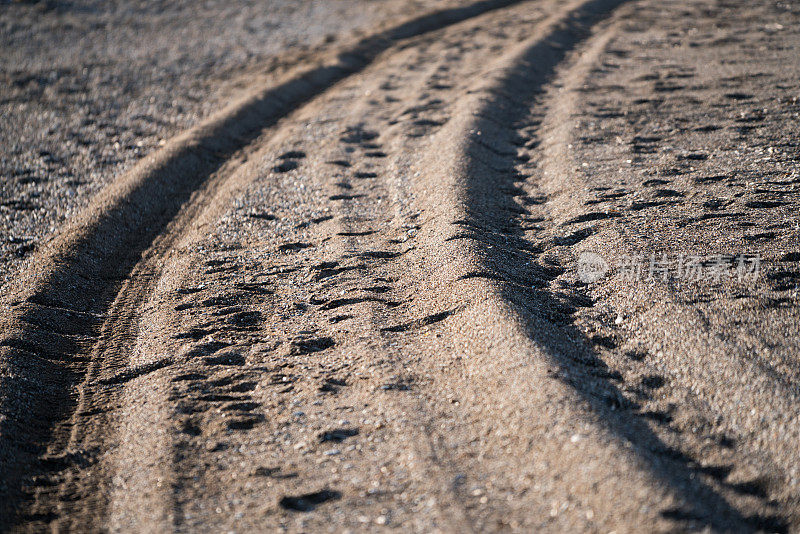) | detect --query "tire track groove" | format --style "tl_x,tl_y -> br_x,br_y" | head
0,0 -> 537,528
405,0 -> 785,528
